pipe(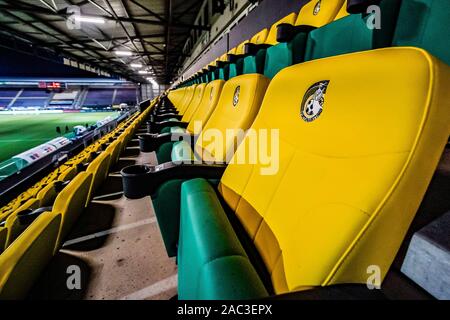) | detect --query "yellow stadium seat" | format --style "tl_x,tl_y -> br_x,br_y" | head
186,80 -> 225,135
178,85 -> 197,115
4,198 -> 41,249
294,0 -> 346,27
53,172 -> 93,249
108,139 -> 123,169
180,83 -> 206,123
188,74 -> 269,163
0,211 -> 61,300
36,182 -> 58,207
333,0 -> 350,20
86,152 -> 111,203
58,165 -> 77,182
172,47 -> 450,299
